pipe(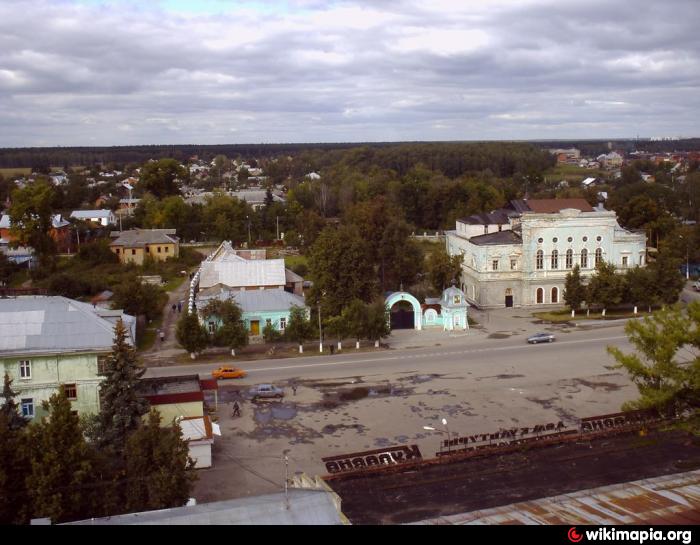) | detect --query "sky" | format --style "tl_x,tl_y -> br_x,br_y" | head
0,0 -> 698,146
